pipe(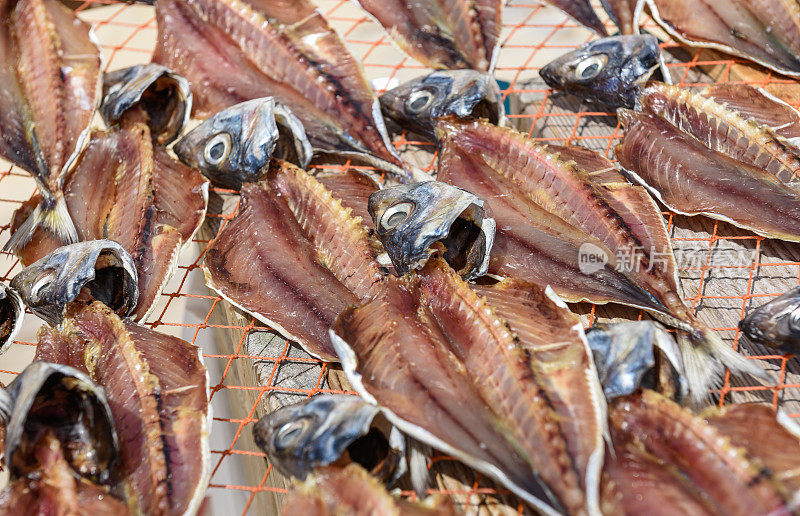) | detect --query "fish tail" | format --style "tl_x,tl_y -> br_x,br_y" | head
3,193 -> 78,253
677,325 -> 767,406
